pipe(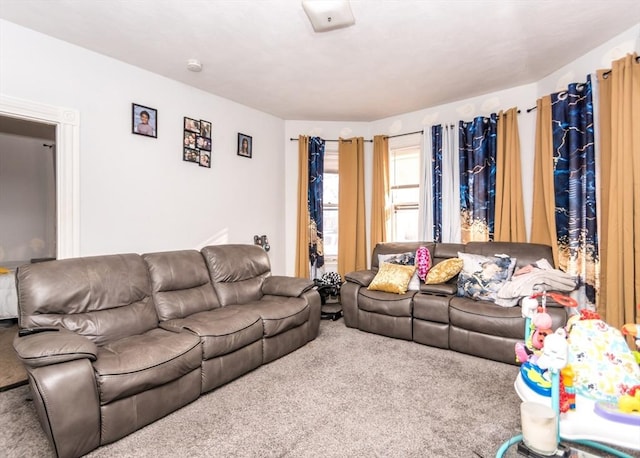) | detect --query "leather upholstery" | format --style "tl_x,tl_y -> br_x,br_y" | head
93,328 -> 201,404
143,249 -> 220,320
13,244 -> 320,457
343,241 -> 571,365
17,253 -> 157,346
